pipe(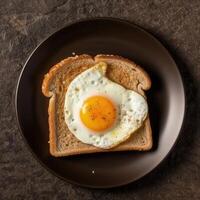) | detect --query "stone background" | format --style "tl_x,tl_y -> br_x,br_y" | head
0,0 -> 200,199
